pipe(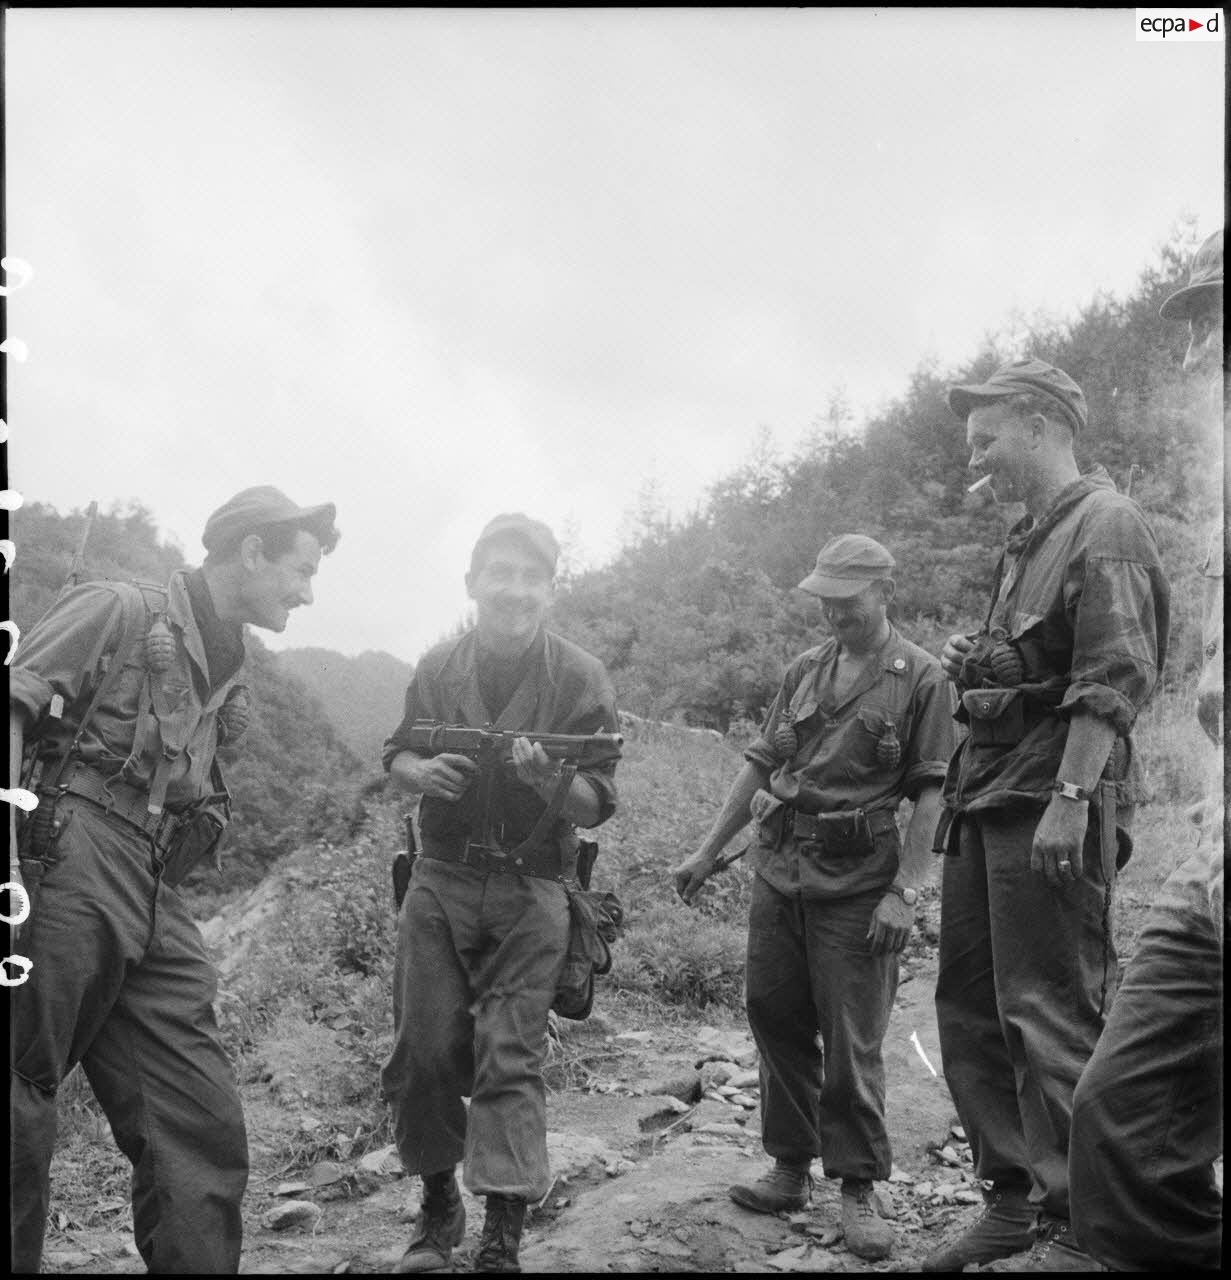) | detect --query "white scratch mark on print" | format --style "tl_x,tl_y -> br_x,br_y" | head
1,621 -> 20,665
910,1030 -> 938,1078
0,257 -> 35,295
